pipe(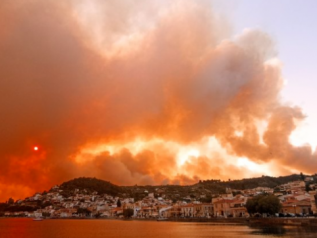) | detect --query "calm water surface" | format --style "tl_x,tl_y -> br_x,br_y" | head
0,218 -> 316,238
